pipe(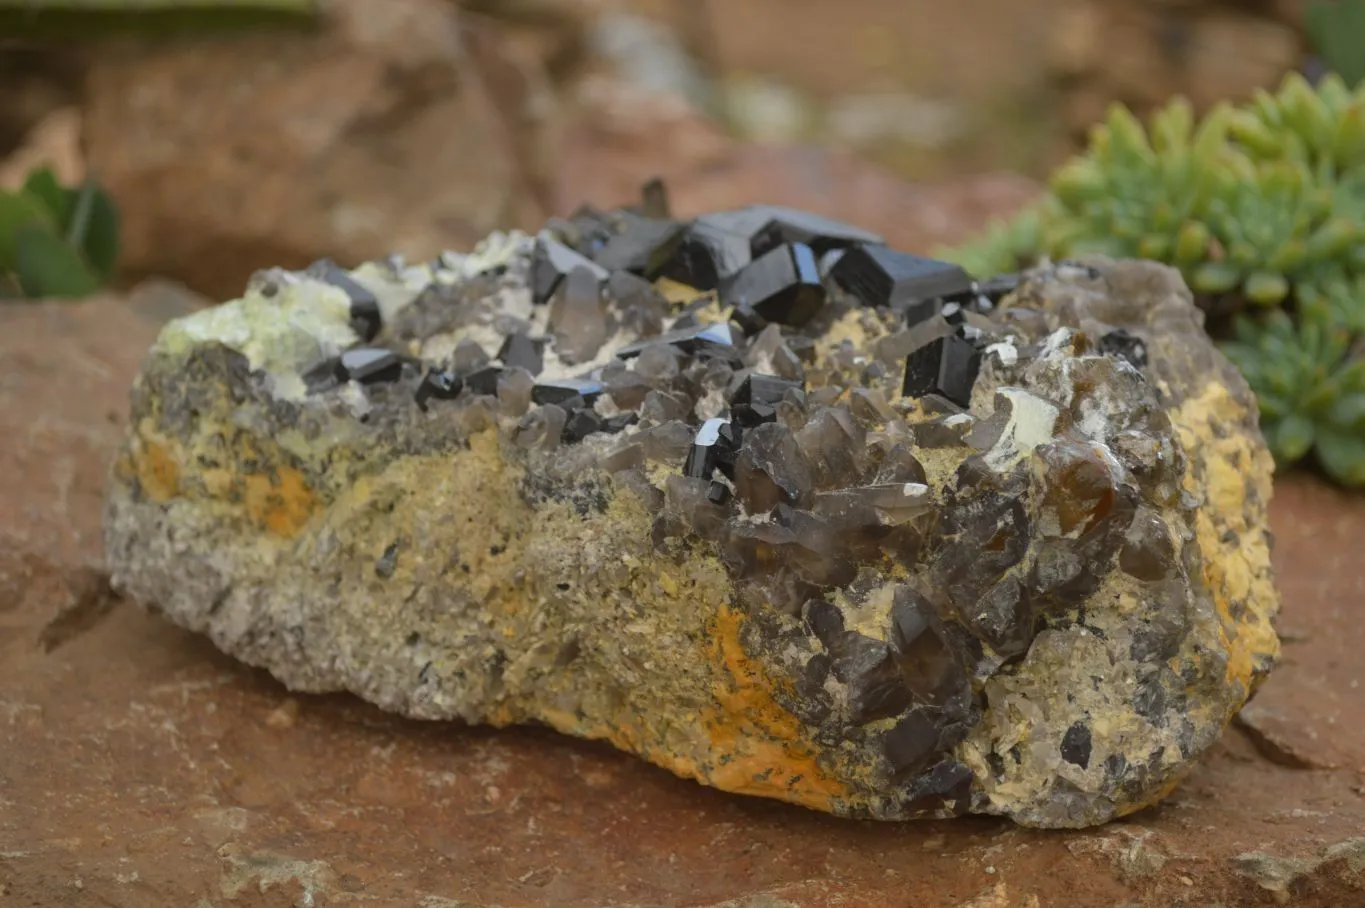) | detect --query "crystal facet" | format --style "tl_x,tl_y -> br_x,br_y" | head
831,245 -> 973,309
902,335 -> 981,407
415,368 -> 464,410
337,348 -> 403,384
531,236 -> 609,304
720,242 -> 826,327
